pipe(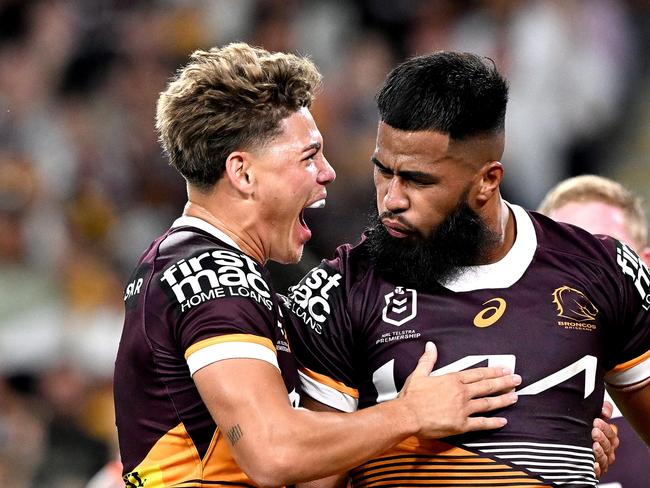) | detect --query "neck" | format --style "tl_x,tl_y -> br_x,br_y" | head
183,186 -> 267,264
482,194 -> 516,264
